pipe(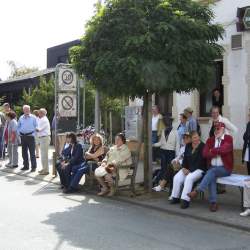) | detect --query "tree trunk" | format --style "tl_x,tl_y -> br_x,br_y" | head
109,111 -> 113,144
94,90 -> 100,132
143,91 -> 153,192
104,110 -> 108,140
